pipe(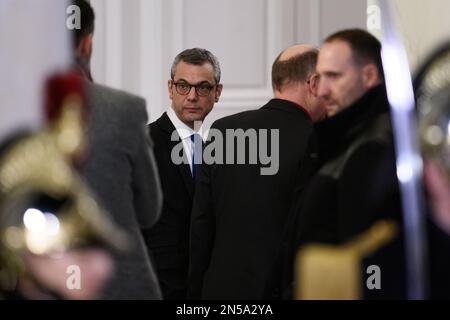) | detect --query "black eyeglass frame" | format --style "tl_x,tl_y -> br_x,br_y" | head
171,80 -> 217,97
